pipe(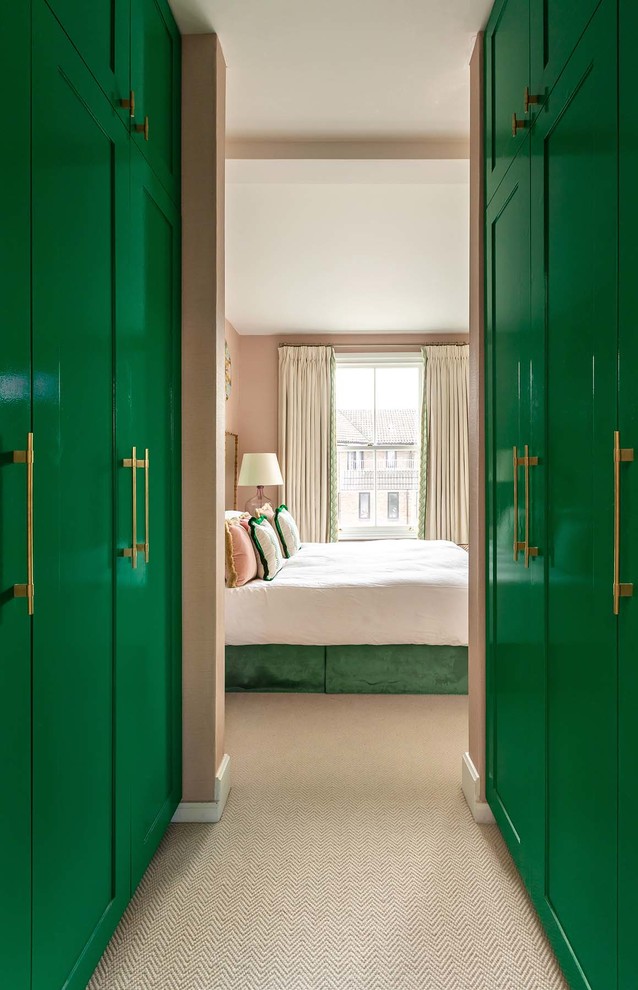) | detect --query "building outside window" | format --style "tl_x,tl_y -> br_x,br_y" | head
387,491 -> 399,520
336,354 -> 421,539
